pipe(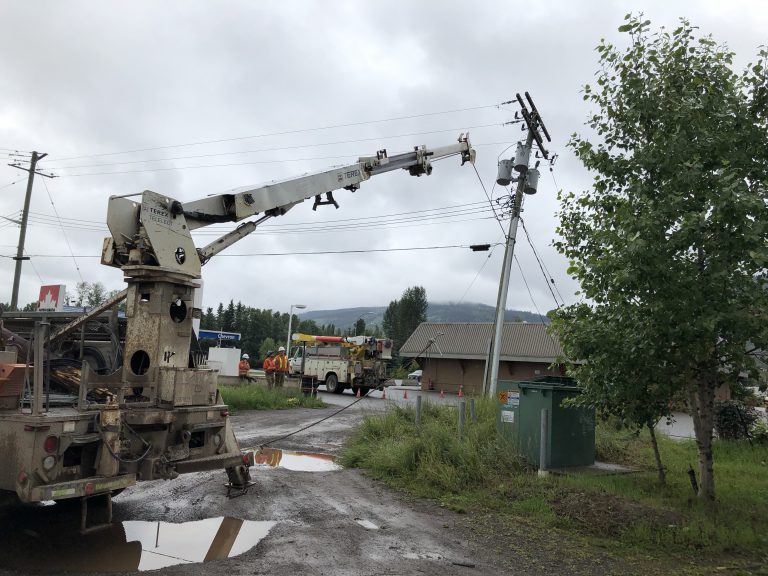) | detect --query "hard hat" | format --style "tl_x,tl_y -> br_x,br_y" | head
242,354 -> 249,359
278,346 -> 285,352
